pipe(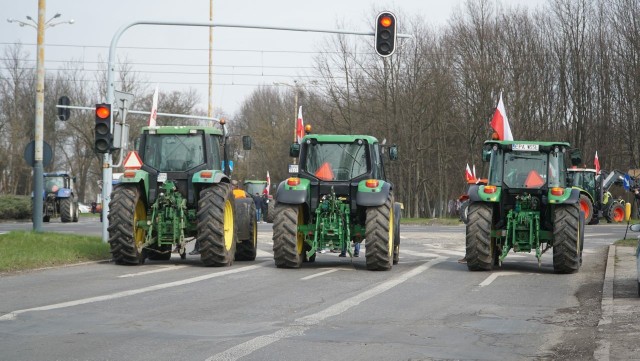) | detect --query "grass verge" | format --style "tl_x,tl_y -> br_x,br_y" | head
614,238 -> 637,247
0,231 -> 110,273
